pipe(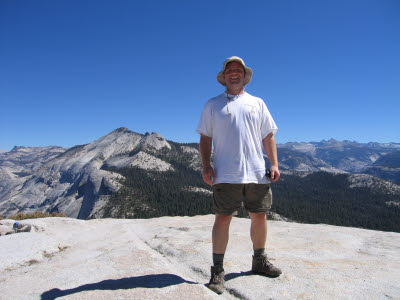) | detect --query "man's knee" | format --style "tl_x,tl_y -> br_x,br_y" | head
250,212 -> 267,224
214,213 -> 233,226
